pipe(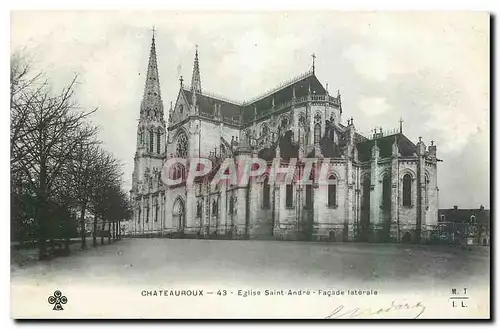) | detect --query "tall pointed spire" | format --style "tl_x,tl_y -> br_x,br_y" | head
191,45 -> 202,94
140,29 -> 163,117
